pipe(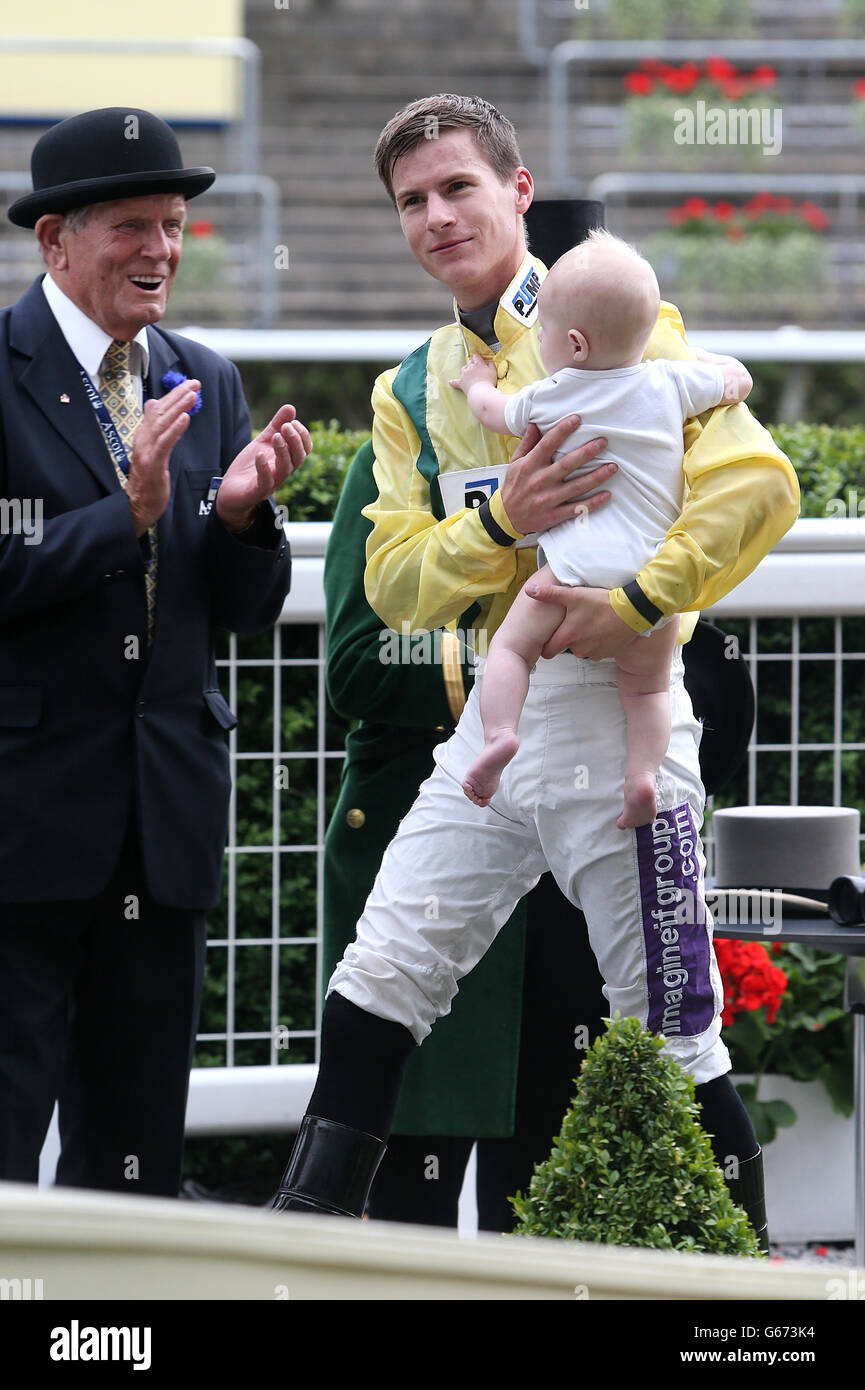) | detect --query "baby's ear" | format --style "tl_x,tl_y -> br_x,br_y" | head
568,329 -> 589,363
